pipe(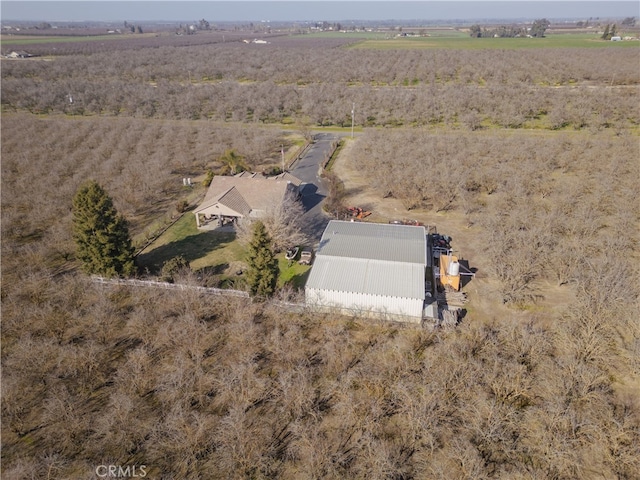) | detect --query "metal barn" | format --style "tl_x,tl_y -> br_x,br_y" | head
305,221 -> 427,322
